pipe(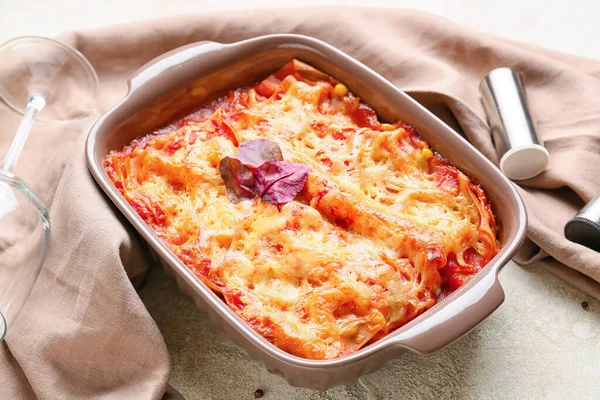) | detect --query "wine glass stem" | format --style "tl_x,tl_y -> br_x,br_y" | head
1,95 -> 46,172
